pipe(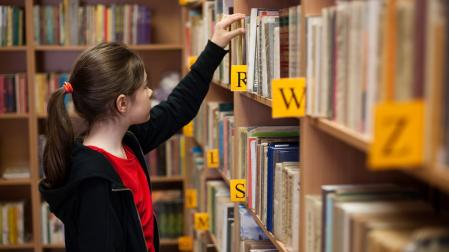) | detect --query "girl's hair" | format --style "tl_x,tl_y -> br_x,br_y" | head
43,42 -> 146,188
